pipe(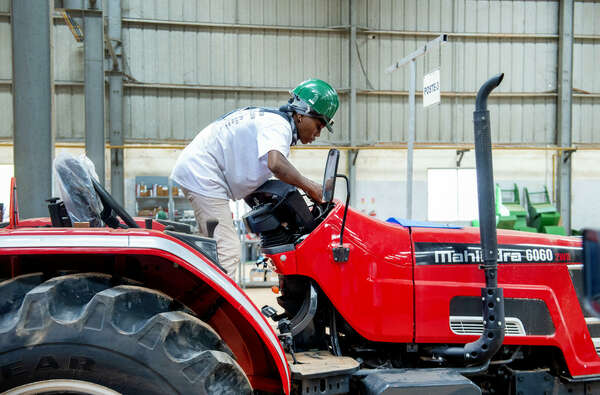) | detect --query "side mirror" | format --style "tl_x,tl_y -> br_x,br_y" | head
323,149 -> 340,203
320,149 -> 351,263
584,229 -> 600,317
